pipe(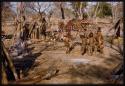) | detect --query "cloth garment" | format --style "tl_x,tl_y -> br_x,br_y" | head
9,39 -> 27,58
